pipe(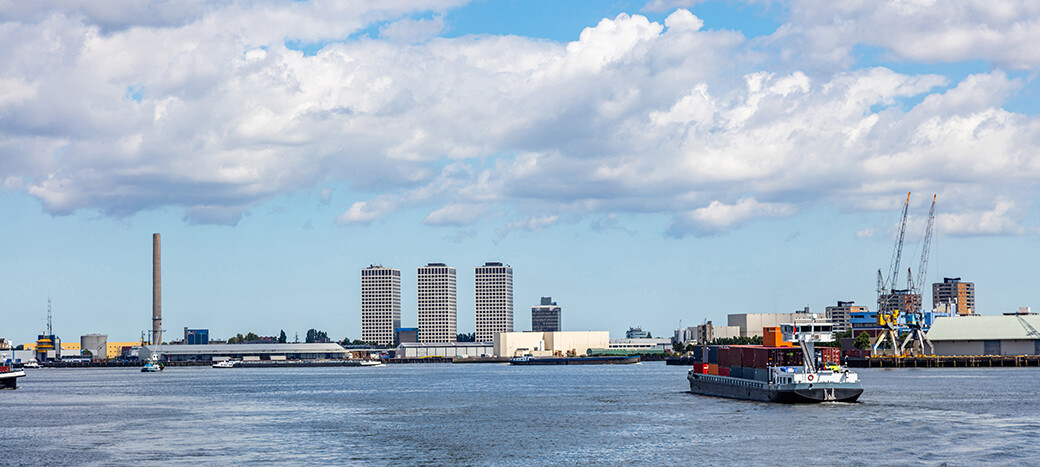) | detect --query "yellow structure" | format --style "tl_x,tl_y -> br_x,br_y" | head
105,342 -> 143,359
61,342 -> 81,350
493,331 -> 610,358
